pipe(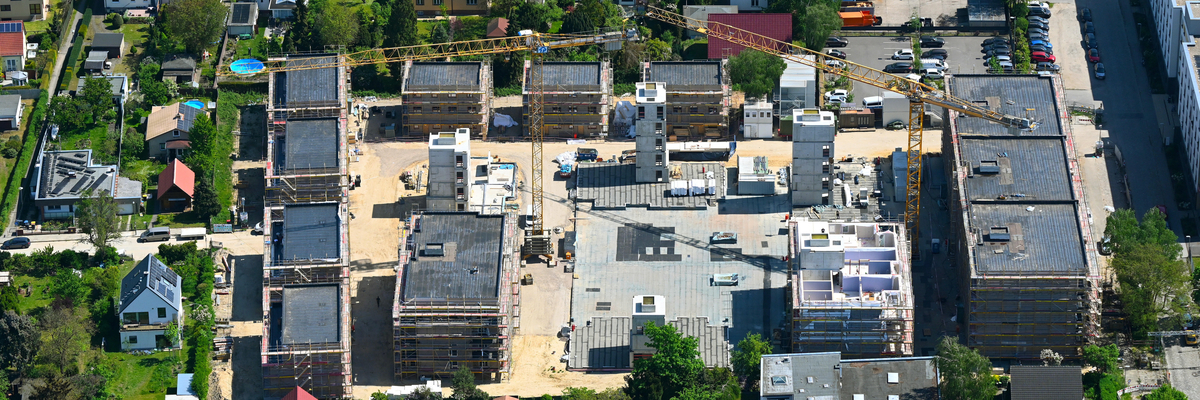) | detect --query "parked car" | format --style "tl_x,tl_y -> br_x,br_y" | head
986,48 -> 1012,57
1036,62 -> 1061,72
1087,48 -> 1100,63
1,237 -> 30,250
827,49 -> 847,59
1031,51 -> 1056,63
982,43 -> 1010,53
862,96 -> 884,108
1084,33 -> 1099,48
922,49 -> 949,59
138,227 -> 172,243
1094,63 -> 1106,80
1078,7 -> 1093,22
824,89 -> 849,101
983,55 -> 1012,64
1030,44 -> 1053,54
826,36 -> 849,47
1028,15 -> 1050,24
1030,39 -> 1053,49
1029,6 -> 1051,17
824,59 -> 846,69
919,36 -> 945,48
892,48 -> 915,60
1084,22 -> 1095,34
1098,235 -> 1113,255
922,68 -> 945,79
982,36 -> 1010,46
883,62 -> 913,73
1027,1 -> 1048,8
1028,27 -> 1050,36
1028,32 -> 1049,41
989,62 -> 1015,73
904,73 -> 922,81
1028,21 -> 1050,31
